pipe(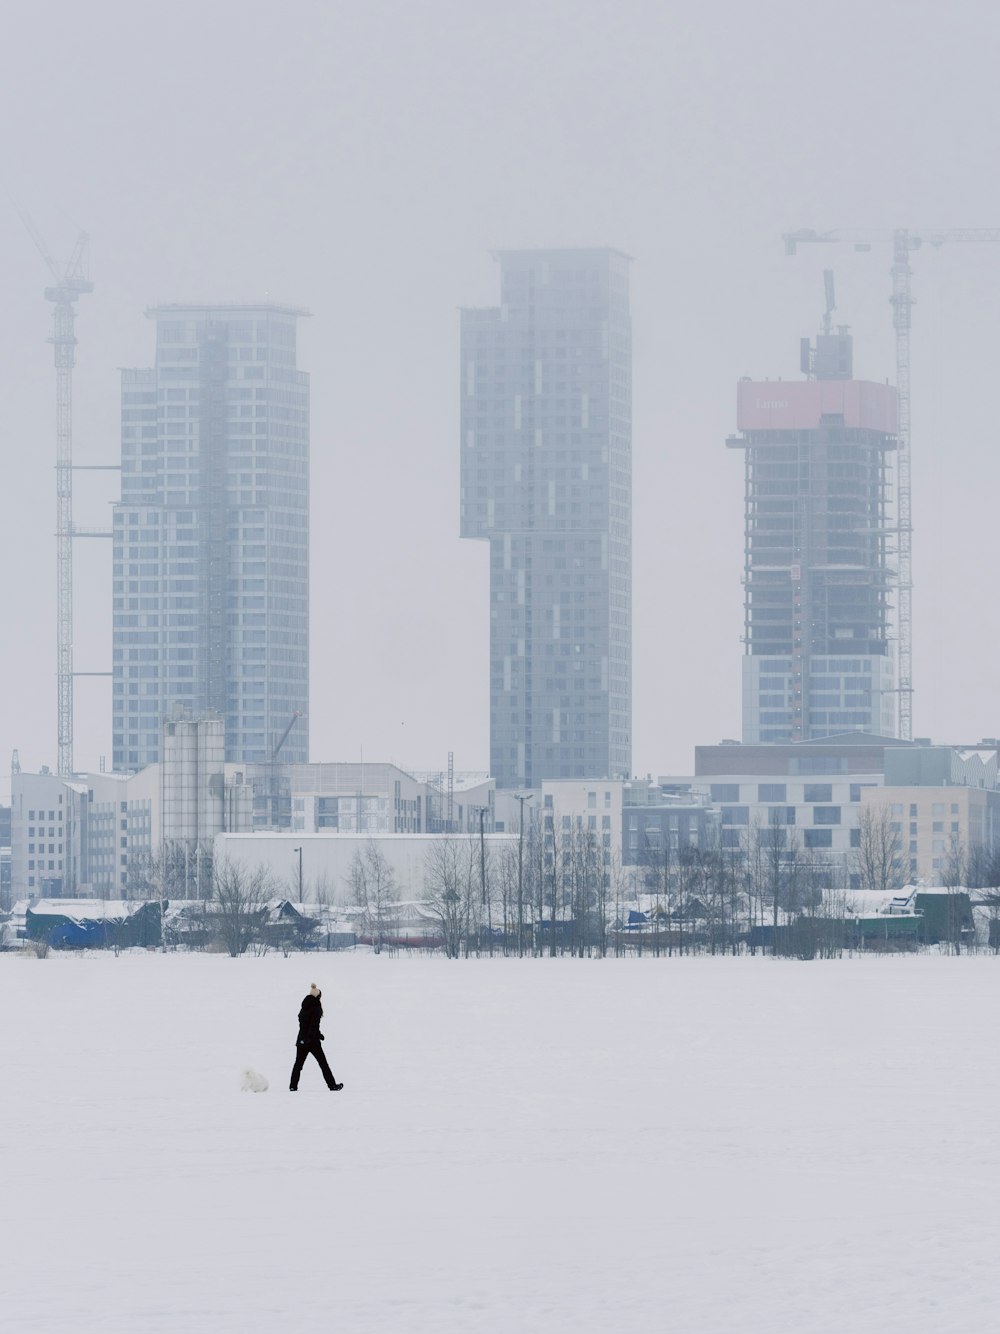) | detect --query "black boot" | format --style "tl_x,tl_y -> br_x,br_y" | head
330,1081 -> 344,1091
